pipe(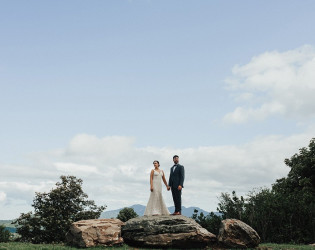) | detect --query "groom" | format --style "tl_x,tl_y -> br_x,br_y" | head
168,155 -> 185,215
